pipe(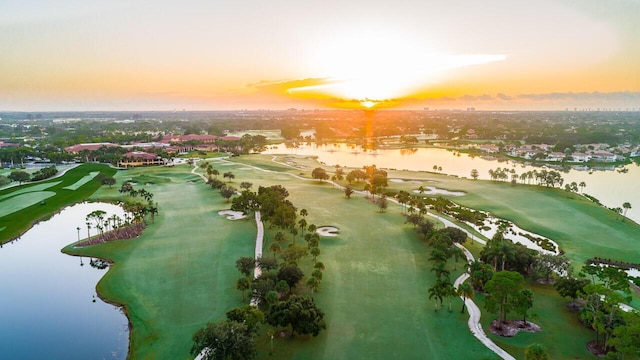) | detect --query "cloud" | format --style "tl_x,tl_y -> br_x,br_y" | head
496,93 -> 513,101
460,94 -> 494,101
517,91 -> 640,101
